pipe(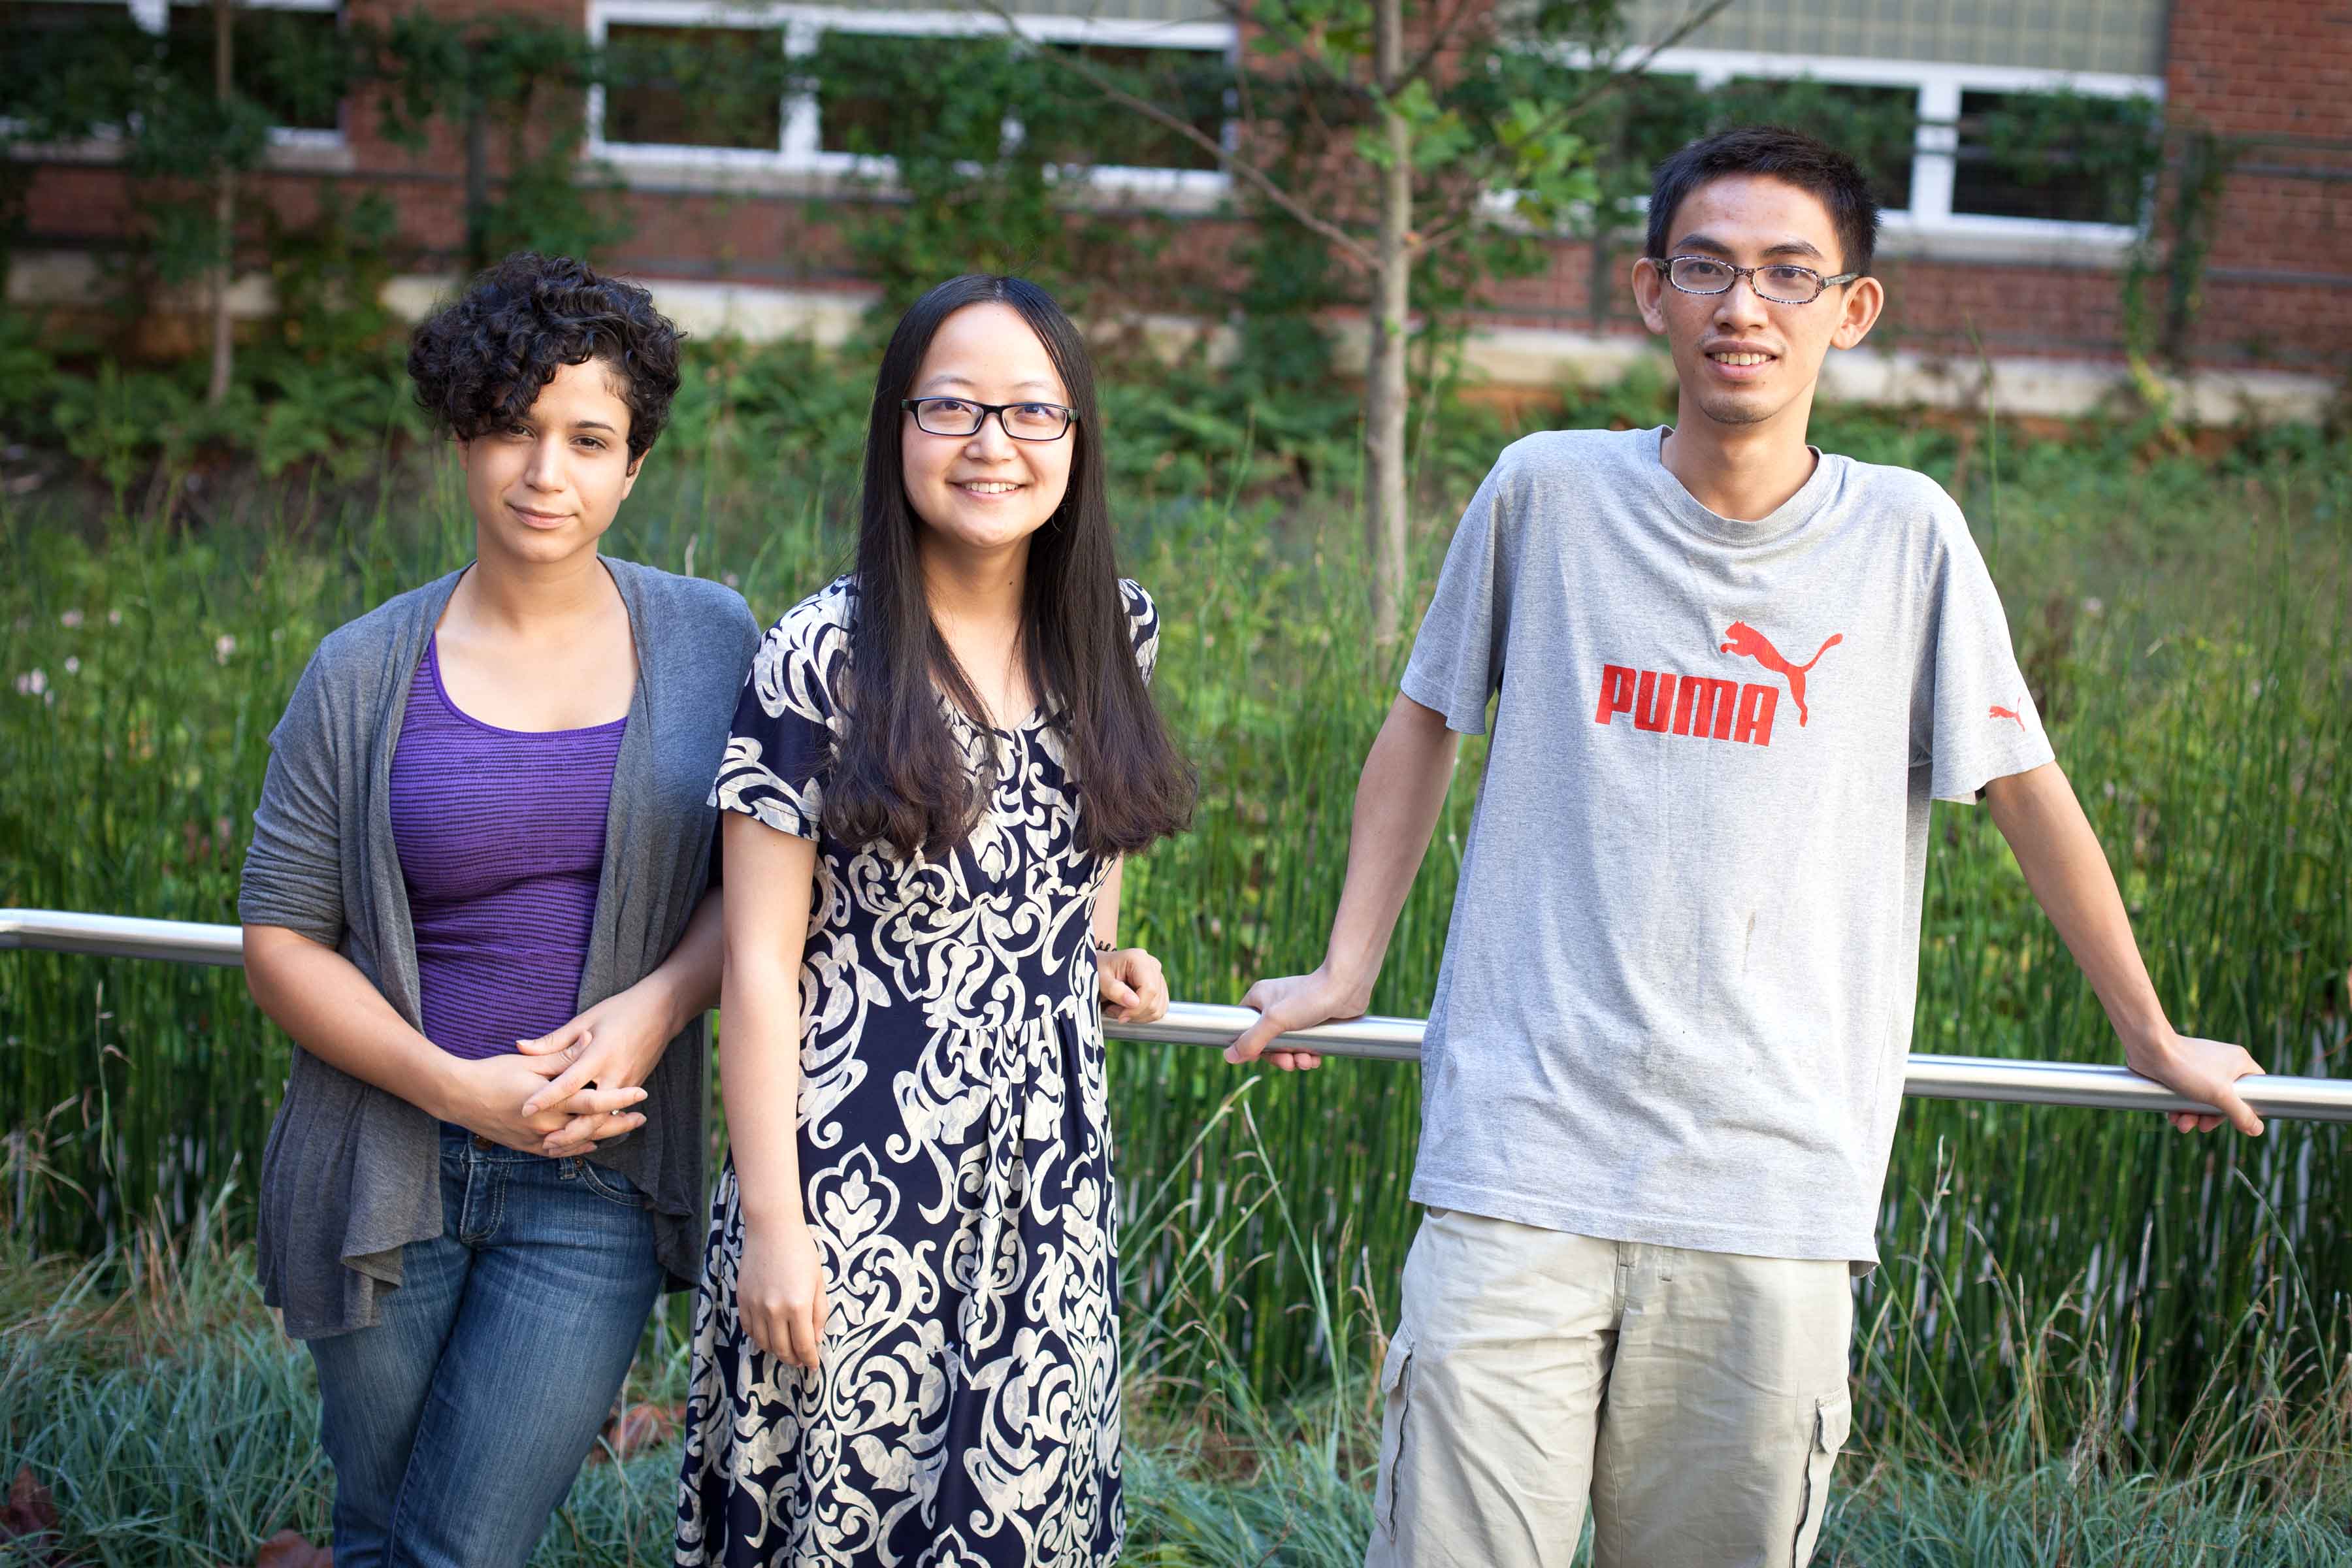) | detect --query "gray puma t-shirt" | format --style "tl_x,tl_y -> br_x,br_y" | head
1401,425 -> 2052,1265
